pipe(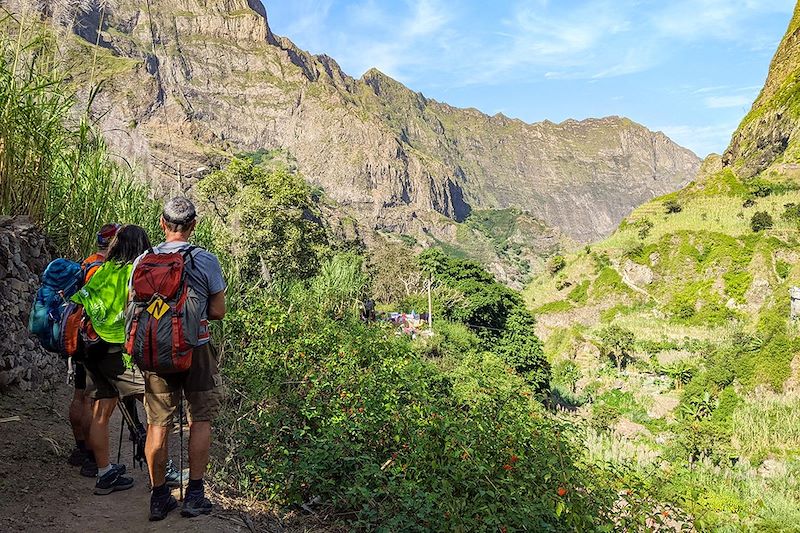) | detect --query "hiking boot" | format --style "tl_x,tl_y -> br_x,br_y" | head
149,491 -> 178,521
181,490 -> 212,518
80,457 -> 97,477
165,459 -> 187,489
67,447 -> 86,467
94,465 -> 134,495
